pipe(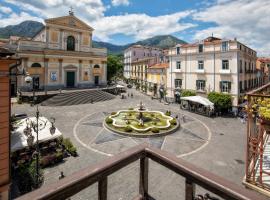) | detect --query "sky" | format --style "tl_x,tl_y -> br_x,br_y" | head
0,0 -> 269,56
